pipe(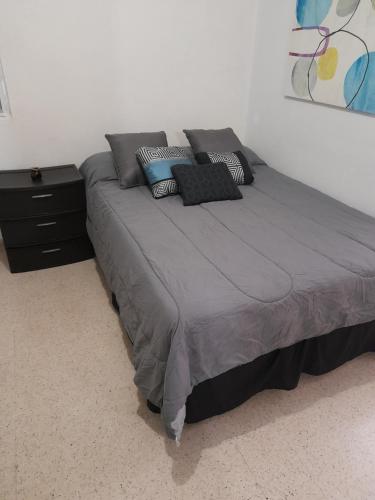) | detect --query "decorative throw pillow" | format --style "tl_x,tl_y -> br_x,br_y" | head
171,163 -> 243,206
183,128 -> 266,173
195,151 -> 254,185
136,146 -> 194,199
105,131 -> 167,189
